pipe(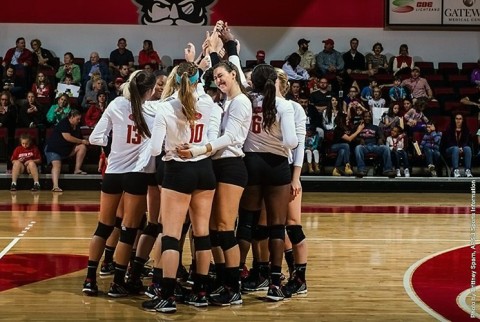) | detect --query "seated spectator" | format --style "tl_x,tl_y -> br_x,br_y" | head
246,50 -> 266,68
360,77 -> 377,103
138,40 -> 162,70
44,109 -> 89,192
379,101 -> 402,137
342,37 -> 366,75
109,77 -> 124,101
0,91 -> 18,172
2,37 -> 33,70
18,91 -> 45,128
82,75 -> 107,110
347,100 -> 368,129
368,86 -> 387,126
404,97 -> 429,133
82,52 -> 110,88
2,64 -> 25,99
389,76 -> 407,102
46,93 -> 71,126
392,44 -> 414,76
401,66 -> 433,102
471,58 -> 480,87
282,52 -> 309,81
30,38 -> 55,71
304,127 -> 320,174
31,71 -> 53,105
10,133 -> 42,191
421,121 -> 442,177
443,113 -> 473,178
310,77 -> 333,113
387,126 -> 409,177
55,52 -> 81,85
109,38 -> 135,74
84,91 -> 107,128
315,38 -> 344,76
331,112 -> 363,176
285,80 -> 303,102
354,111 -> 395,177
296,38 -> 316,72
343,86 -> 361,111
366,43 -> 388,76
323,96 -> 341,131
